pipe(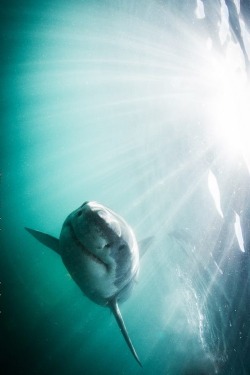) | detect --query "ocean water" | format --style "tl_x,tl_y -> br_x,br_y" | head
2,1 -> 250,375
